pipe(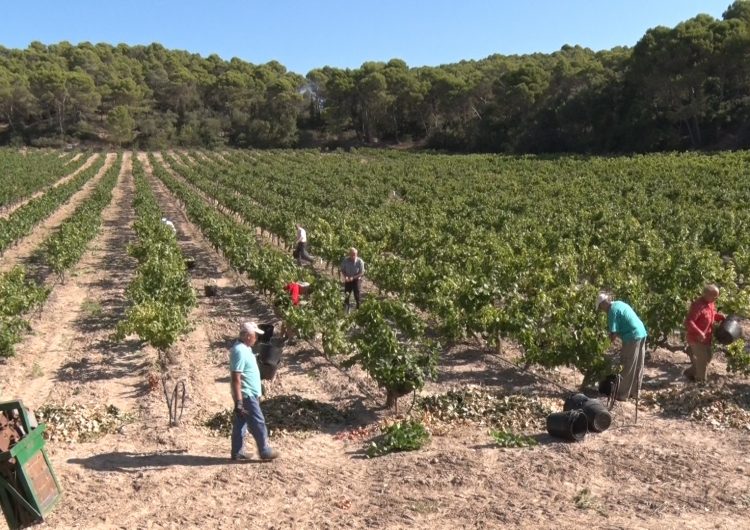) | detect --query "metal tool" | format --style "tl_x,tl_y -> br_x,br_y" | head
162,377 -> 187,427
